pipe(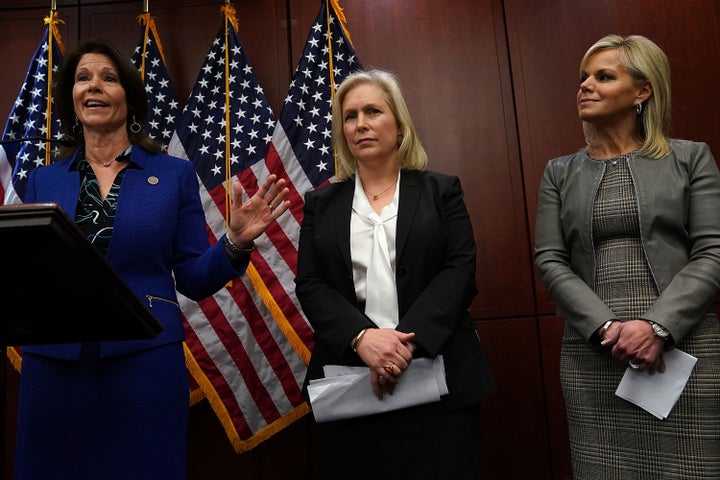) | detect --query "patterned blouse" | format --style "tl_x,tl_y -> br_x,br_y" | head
74,146 -> 135,257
